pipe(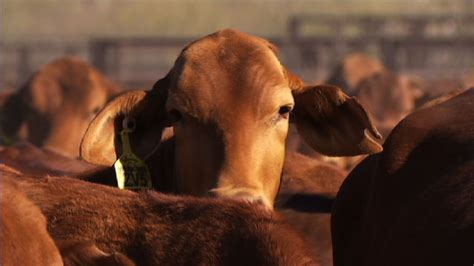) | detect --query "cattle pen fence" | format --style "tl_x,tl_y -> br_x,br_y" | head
1,15 -> 474,90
